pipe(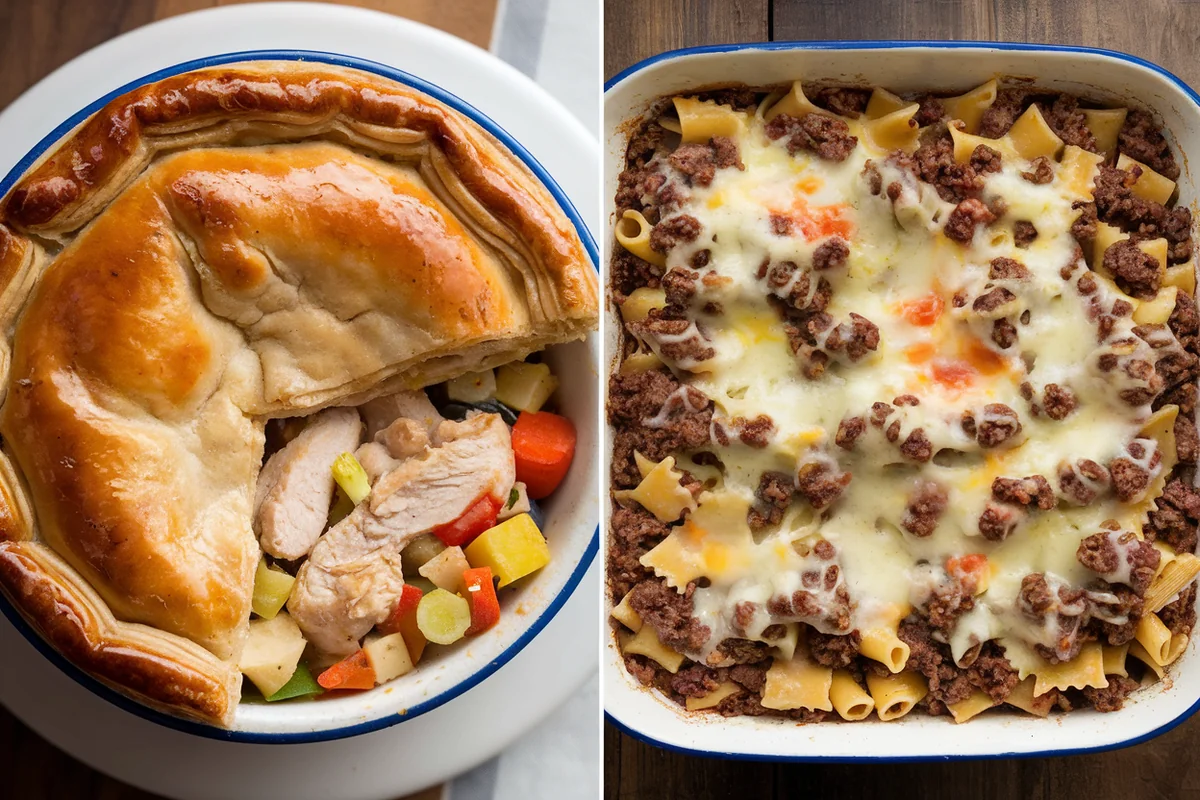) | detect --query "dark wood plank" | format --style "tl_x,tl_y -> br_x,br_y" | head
603,0 -> 770,80
0,0 -> 499,111
773,0 -> 993,41
993,0 -> 1200,89
605,0 -> 1200,798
